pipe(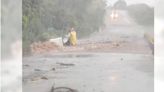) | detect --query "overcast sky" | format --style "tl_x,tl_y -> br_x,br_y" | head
106,0 -> 155,7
